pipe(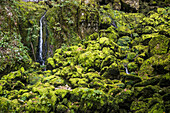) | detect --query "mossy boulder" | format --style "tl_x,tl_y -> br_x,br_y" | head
69,78 -> 88,88
78,50 -> 105,70
141,33 -> 158,45
134,76 -> 160,87
101,55 -> 116,68
114,89 -> 132,105
43,75 -> 65,87
127,52 -> 136,61
82,72 -> 101,81
127,62 -> 138,72
56,104 -> 68,113
117,26 -> 132,36
70,88 -> 110,112
123,74 -> 142,86
159,73 -> 170,87
102,63 -> 120,79
134,56 -> 144,65
100,26 -> 119,42
130,101 -> 148,112
86,40 -> 100,50
117,36 -> 131,46
138,85 -> 160,99
138,54 -> 170,79
100,15 -> 112,28
149,34 -> 169,55
99,37 -> 111,47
